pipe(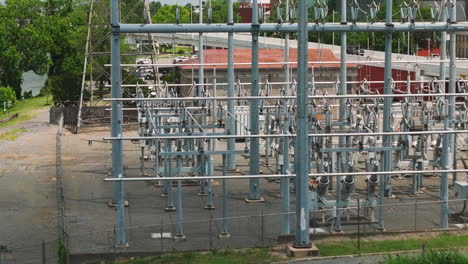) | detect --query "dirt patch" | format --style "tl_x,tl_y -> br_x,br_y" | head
0,154 -> 29,160
62,156 -> 76,161
0,128 -> 27,141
